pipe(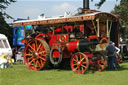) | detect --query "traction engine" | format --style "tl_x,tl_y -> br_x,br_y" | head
13,0 -> 120,74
